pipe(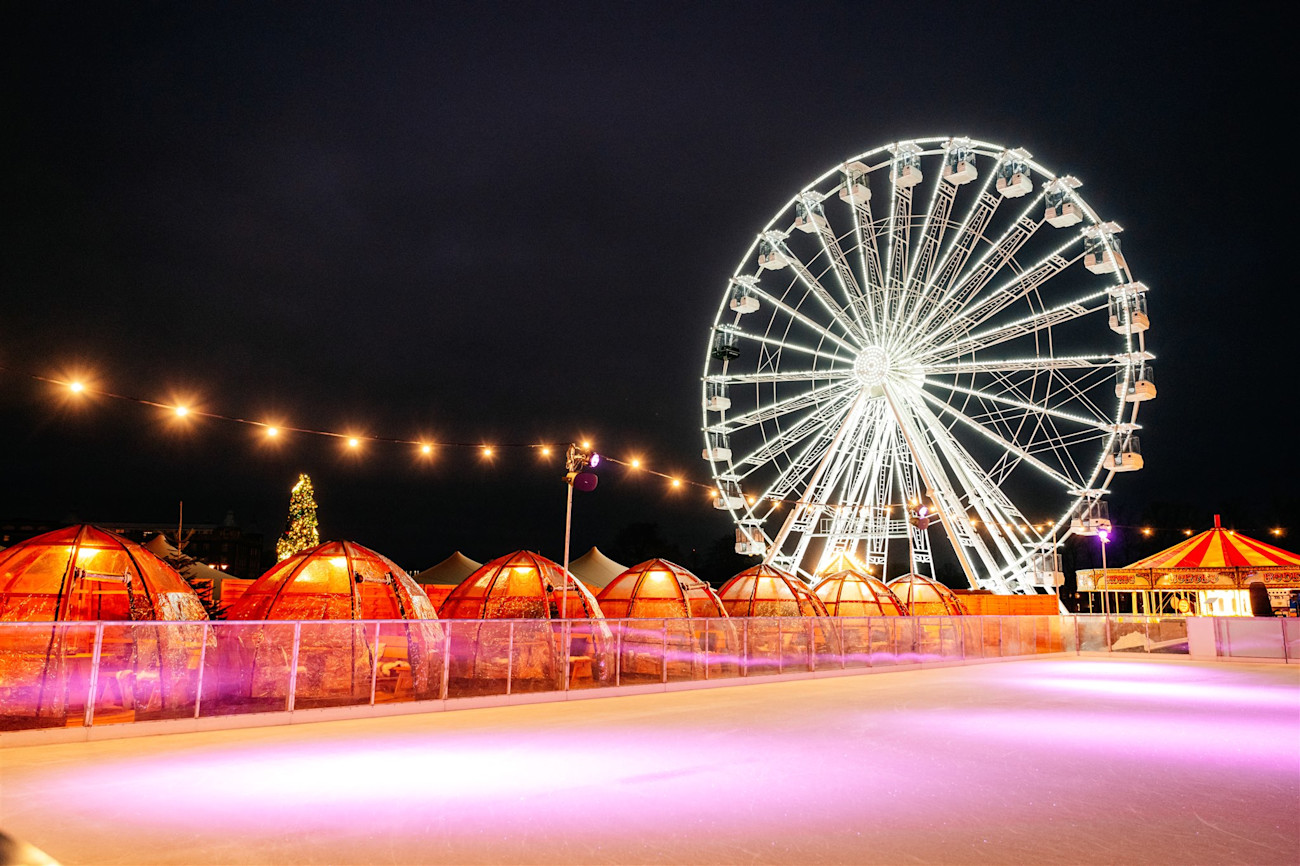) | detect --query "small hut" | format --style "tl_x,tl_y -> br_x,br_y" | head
439,551 -> 613,694
597,559 -> 737,681
886,573 -> 968,615
220,541 -> 442,710
0,525 -> 207,729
